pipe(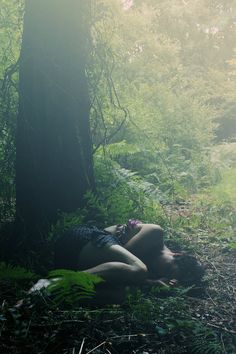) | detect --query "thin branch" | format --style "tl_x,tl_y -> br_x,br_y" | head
206,322 -> 236,335
86,341 -> 106,354
1,57 -> 20,100
78,338 -> 85,354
